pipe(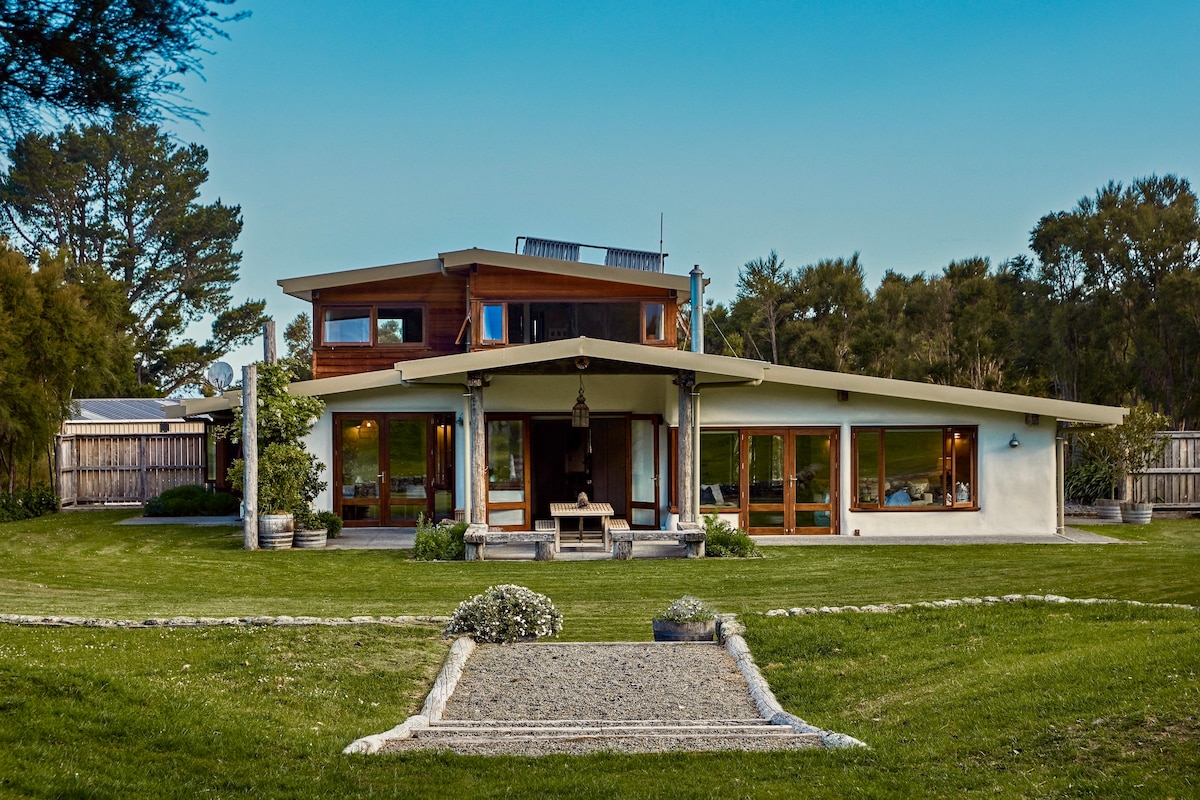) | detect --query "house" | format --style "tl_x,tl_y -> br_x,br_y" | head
180,238 -> 1125,537
57,399 -> 210,505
